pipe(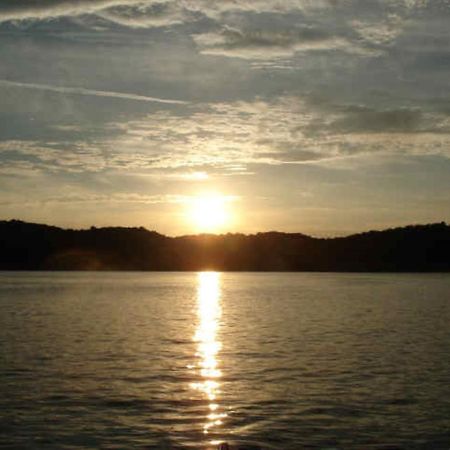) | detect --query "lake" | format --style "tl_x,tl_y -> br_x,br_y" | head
1,272 -> 449,449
